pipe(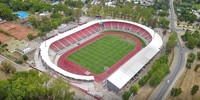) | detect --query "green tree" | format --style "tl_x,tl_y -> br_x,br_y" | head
191,85 -> 199,95
22,55 -> 28,61
27,34 -> 35,40
122,91 -> 131,100
28,16 -> 39,27
187,36 -> 198,49
158,17 -> 170,28
194,64 -> 200,72
0,60 -> 16,75
171,88 -> 182,97
0,70 -> 74,99
166,32 -> 177,53
0,3 -> 15,20
73,8 -> 82,23
130,84 -> 140,95
139,75 -> 149,86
